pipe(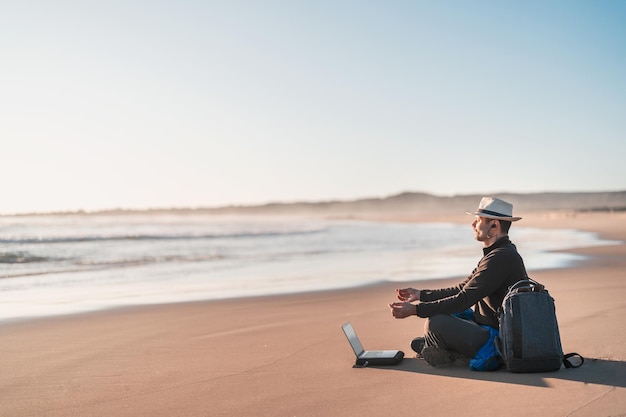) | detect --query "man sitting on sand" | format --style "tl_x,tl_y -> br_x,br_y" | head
388,197 -> 528,368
